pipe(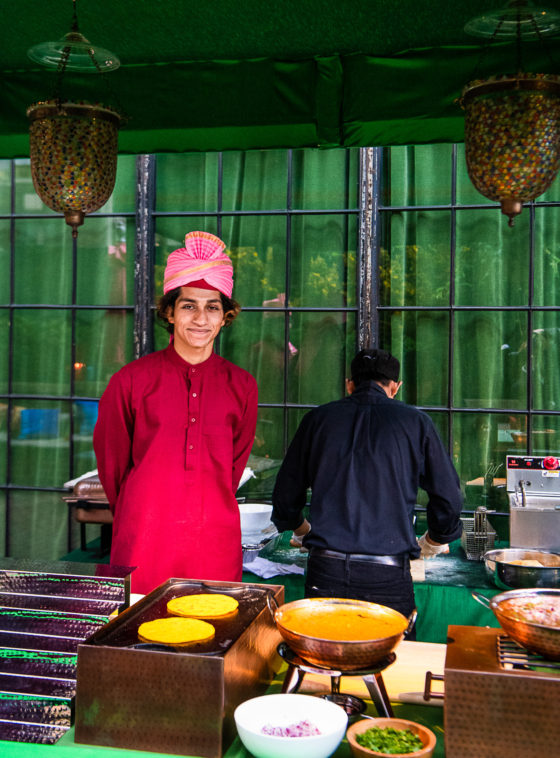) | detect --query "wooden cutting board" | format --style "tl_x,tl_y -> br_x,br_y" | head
410,558 -> 425,582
